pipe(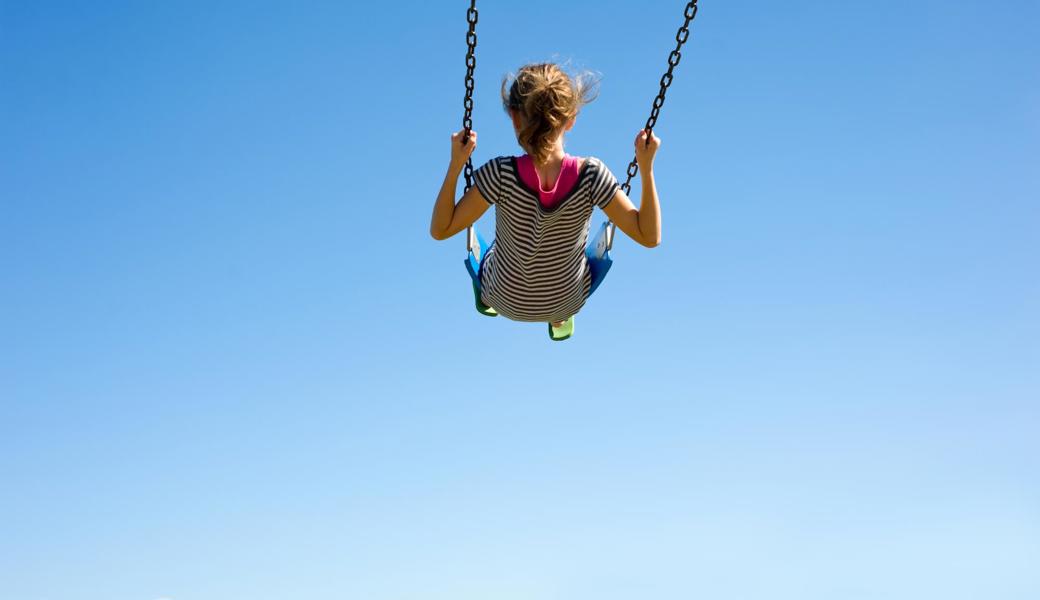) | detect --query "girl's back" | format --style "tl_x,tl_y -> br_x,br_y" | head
473,154 -> 618,322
